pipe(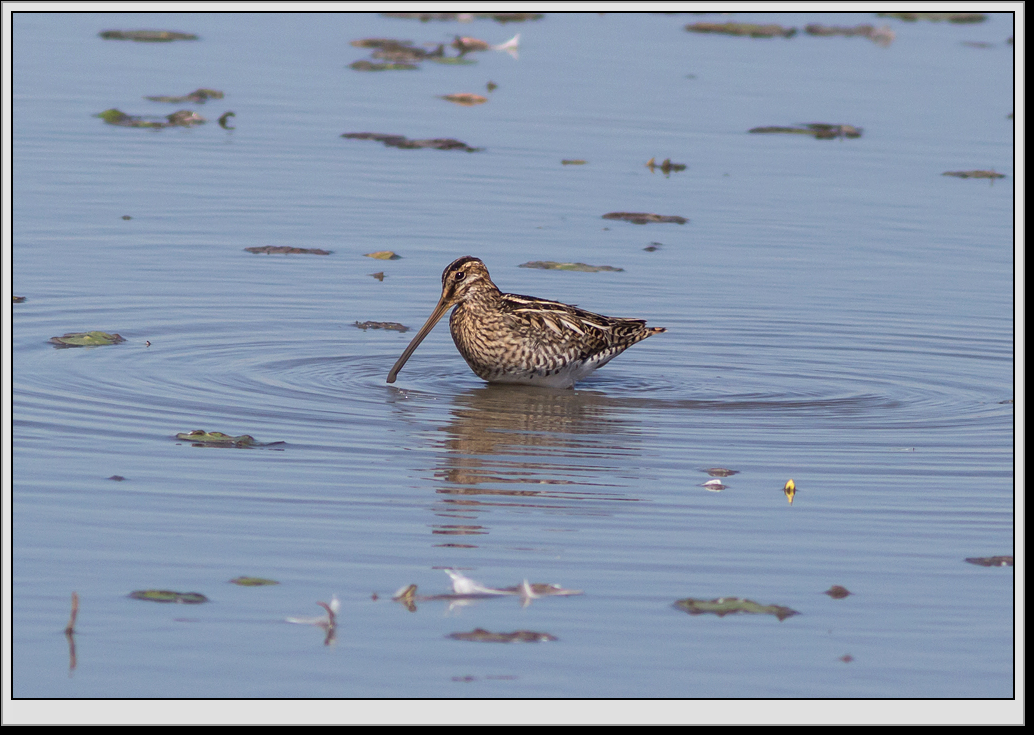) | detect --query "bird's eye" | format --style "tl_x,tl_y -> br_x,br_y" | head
454,271 -> 465,281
